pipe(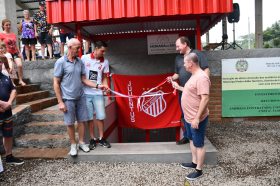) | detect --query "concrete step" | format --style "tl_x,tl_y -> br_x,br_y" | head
71,139 -> 217,164
13,78 -> 31,85
32,109 -> 63,122
16,90 -> 49,104
16,84 -> 40,94
13,147 -> 68,159
24,121 -> 65,134
15,133 -> 69,148
21,97 -> 58,113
